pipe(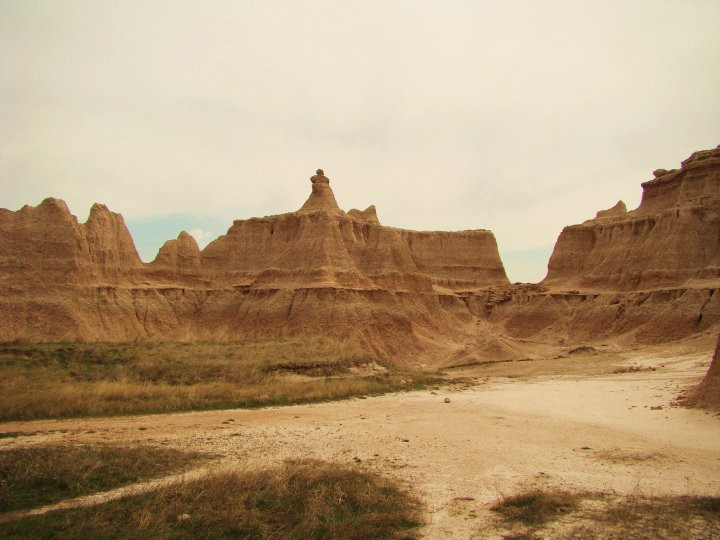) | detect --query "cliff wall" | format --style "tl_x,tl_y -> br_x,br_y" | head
544,146 -> 720,291
1,153 -> 719,366
0,171 -> 506,362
